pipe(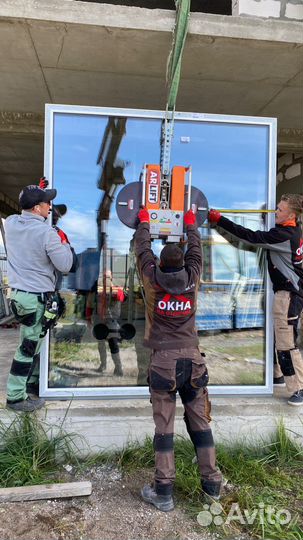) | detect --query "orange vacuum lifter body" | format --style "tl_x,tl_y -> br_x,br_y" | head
116,163 -> 207,241
144,164 -> 189,240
